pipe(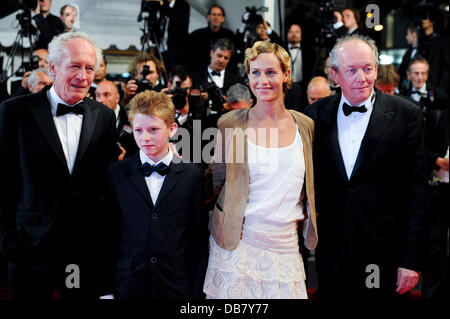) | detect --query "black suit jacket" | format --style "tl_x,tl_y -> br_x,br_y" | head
116,106 -> 139,158
425,33 -> 449,103
188,26 -> 238,72
105,154 -> 208,299
33,13 -> 65,50
191,69 -> 244,93
0,86 -> 116,294
398,45 -> 419,91
305,90 -> 428,297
